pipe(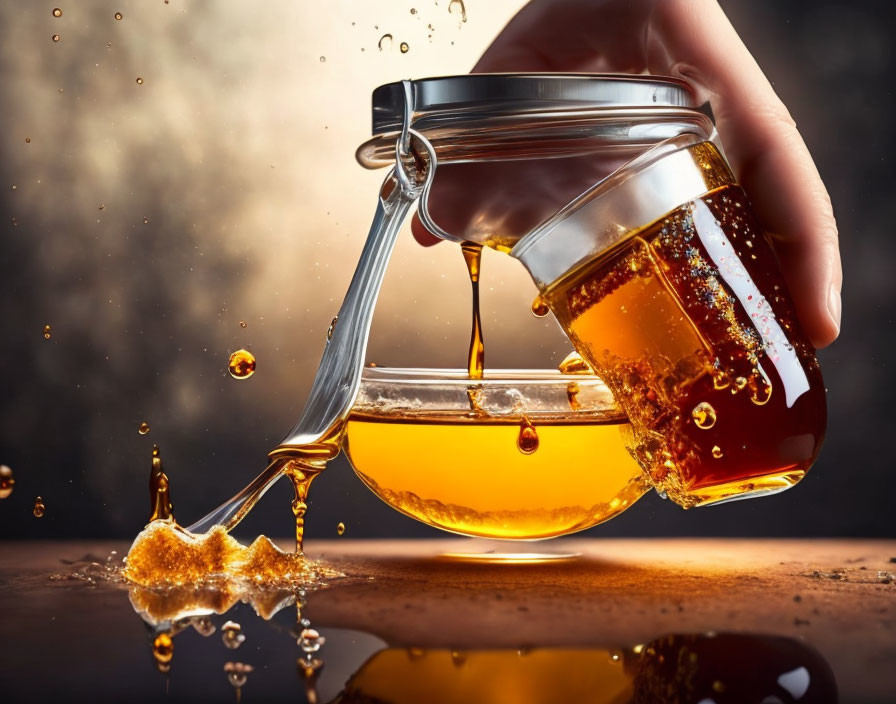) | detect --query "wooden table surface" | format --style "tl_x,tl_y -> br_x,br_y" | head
1,538 -> 894,702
